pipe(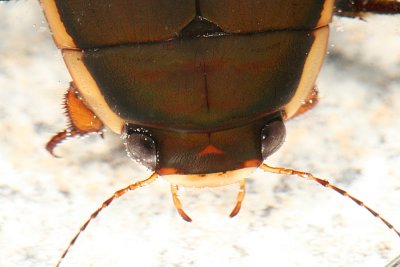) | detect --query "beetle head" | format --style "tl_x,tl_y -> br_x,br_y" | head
123,113 -> 285,187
